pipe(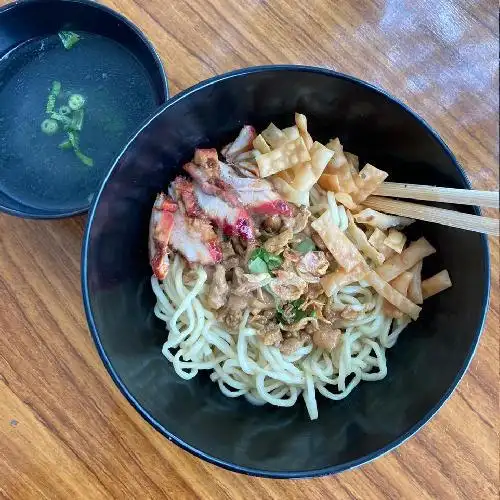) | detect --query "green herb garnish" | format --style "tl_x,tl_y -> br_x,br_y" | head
75,149 -> 94,167
45,80 -> 61,114
276,299 -> 315,325
70,108 -> 84,131
58,138 -> 73,150
68,94 -> 85,111
248,256 -> 268,274
50,112 -> 72,128
58,31 -> 80,50
248,248 -> 283,273
295,237 -> 316,253
42,81 -> 92,166
41,118 -> 59,135
67,131 -> 94,166
58,105 -> 72,116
